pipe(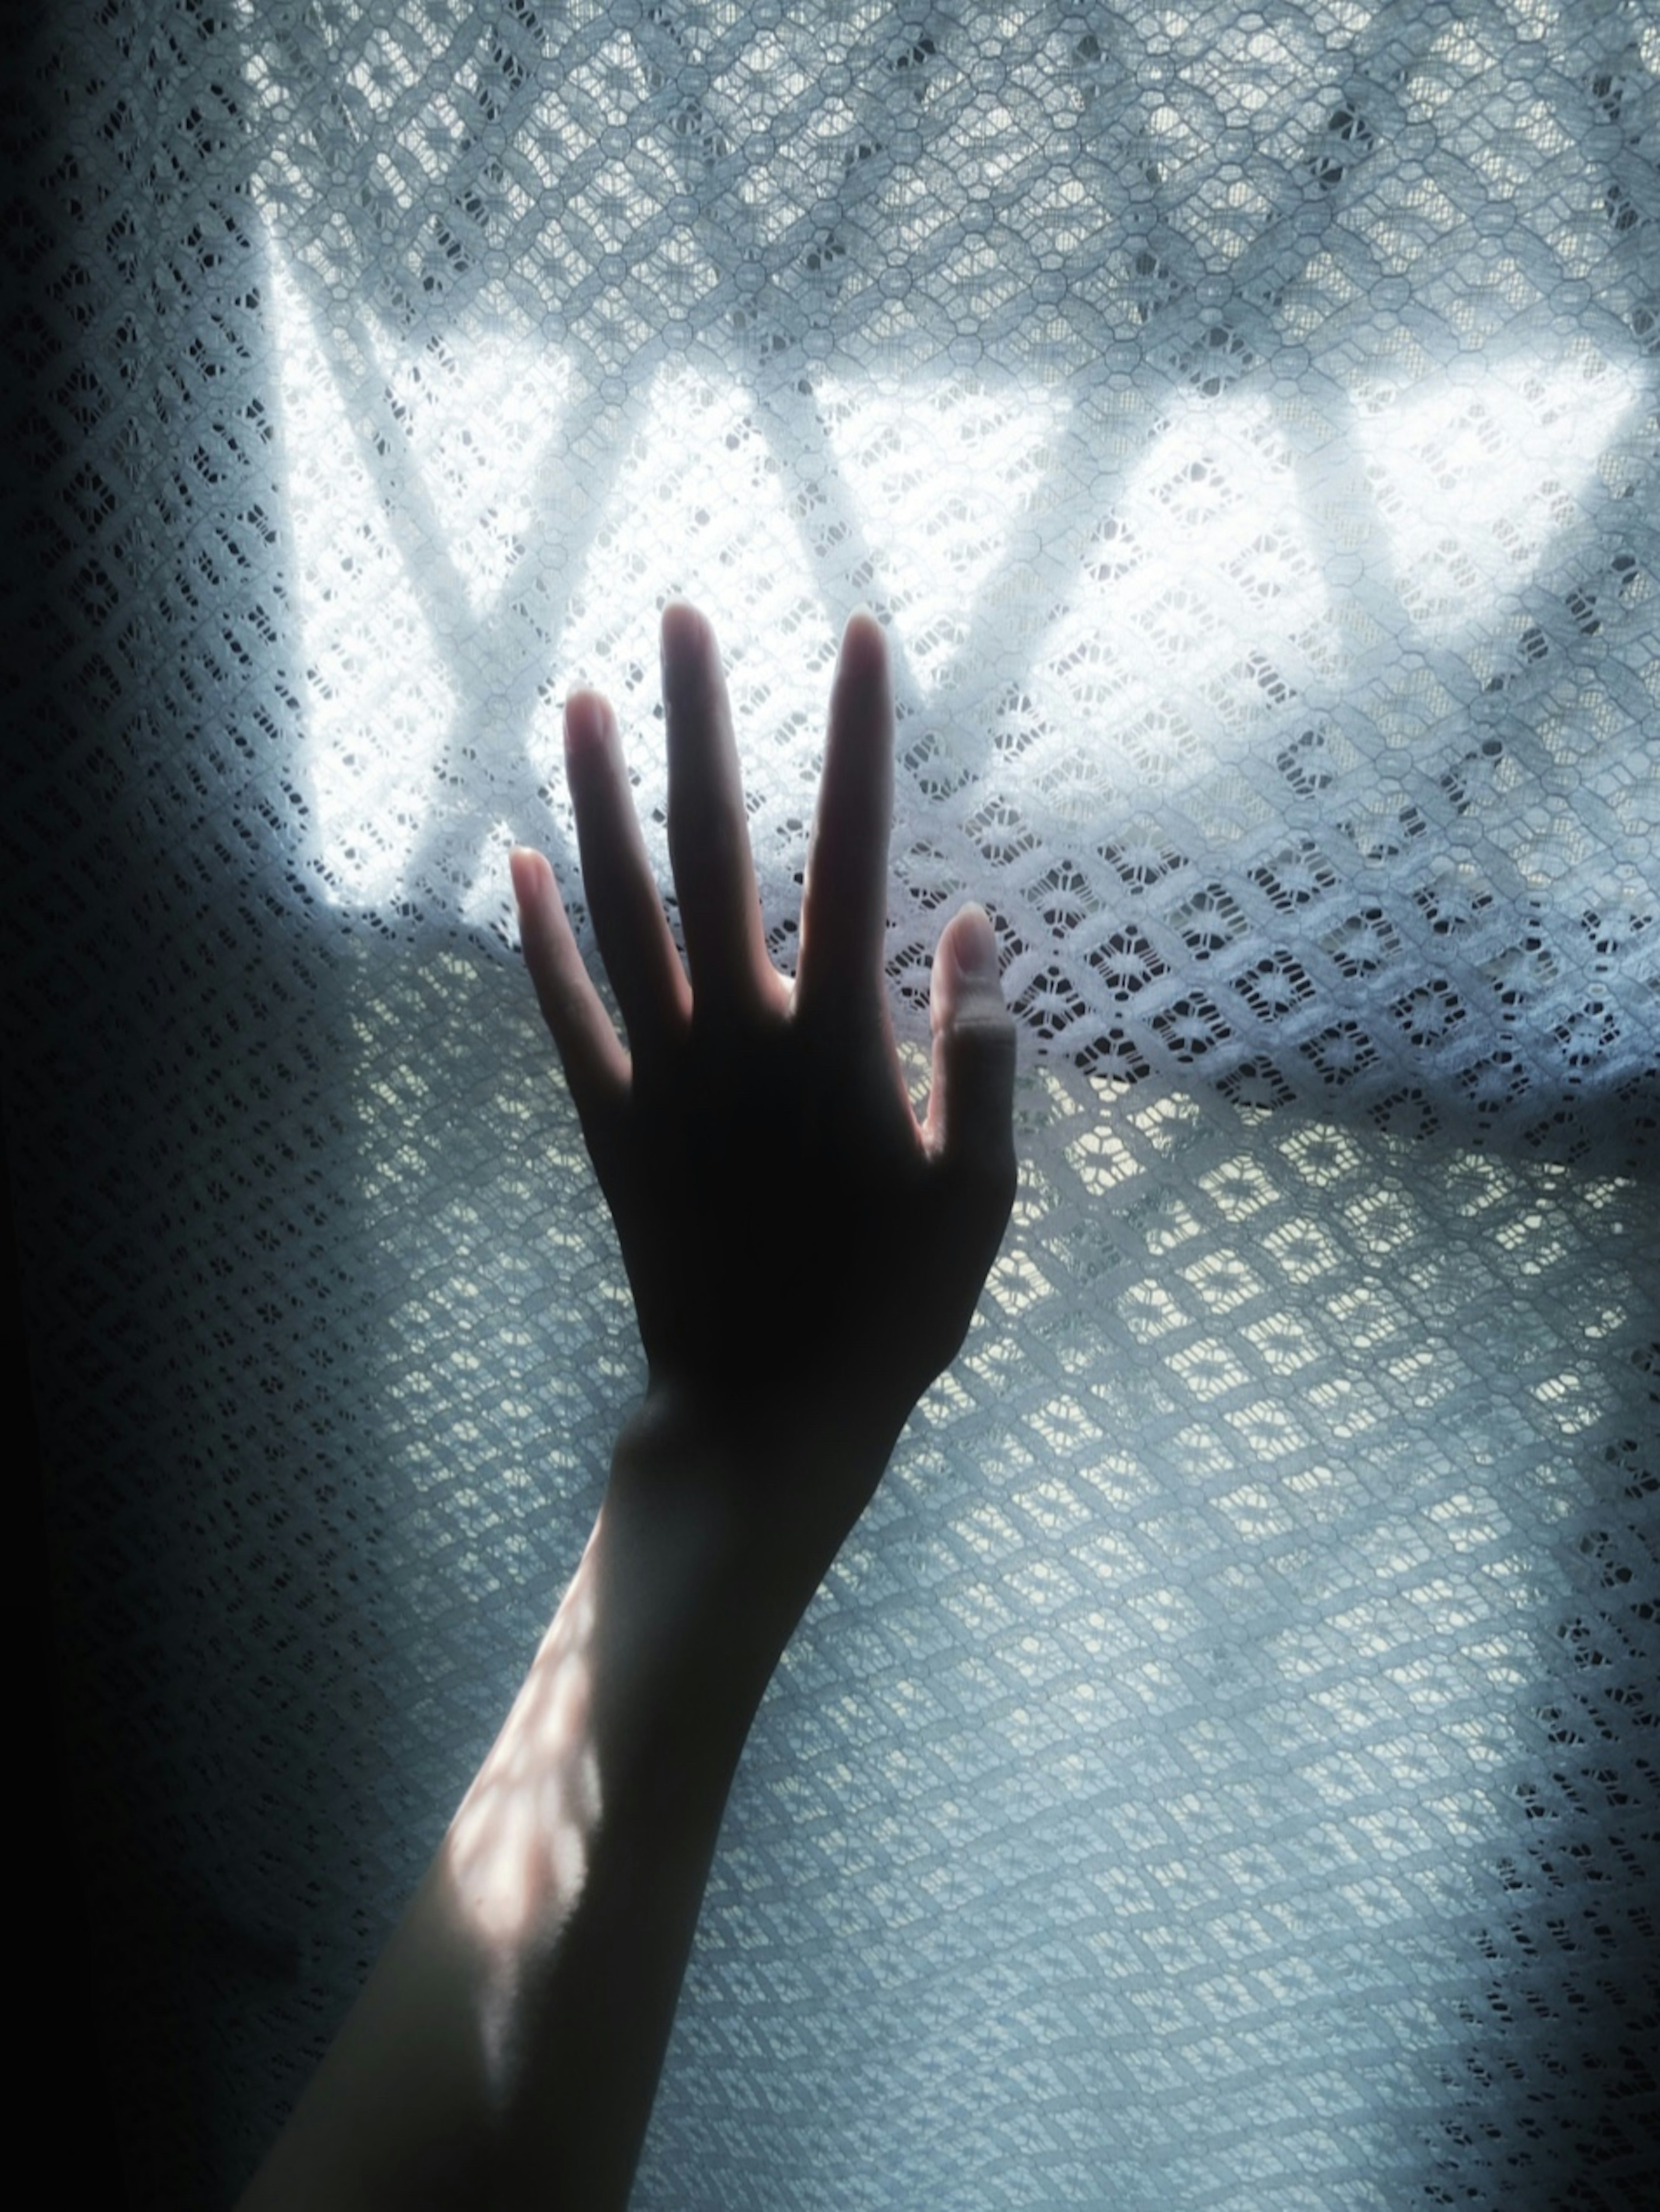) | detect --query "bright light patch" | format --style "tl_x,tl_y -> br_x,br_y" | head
266,236 -> 572,907
820,377 -> 1069,692
267,248 -> 454,907
539,366 -> 836,878
1355,351 -> 1641,640
366,325 -> 571,616
1012,393 -> 1340,818
264,211 -> 1644,907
